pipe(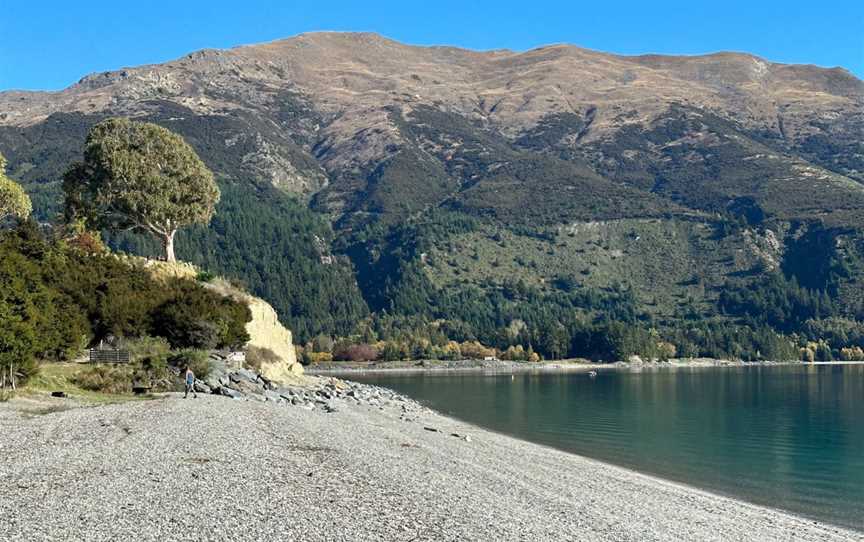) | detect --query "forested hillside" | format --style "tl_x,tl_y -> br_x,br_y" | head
105,183 -> 369,342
